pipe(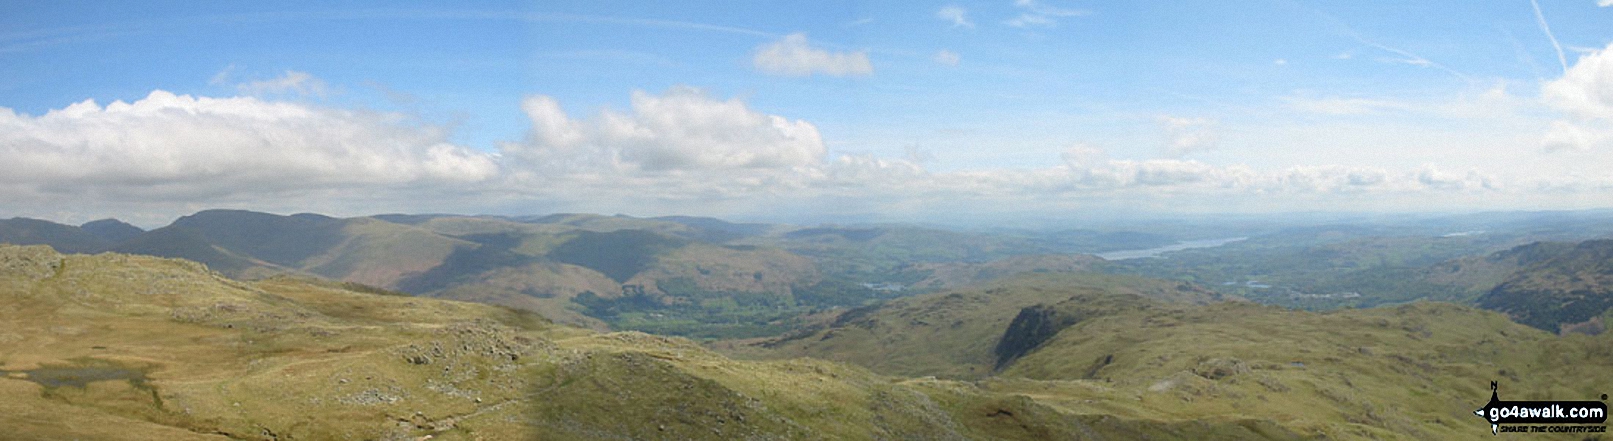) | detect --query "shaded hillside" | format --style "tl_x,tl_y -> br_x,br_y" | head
1478,239 -> 1613,334
0,217 -> 111,254
72,211 -> 833,338
992,292 -> 1151,369
548,229 -> 688,282
111,210 -> 472,289
0,245 -> 1296,440
80,218 -> 144,243
1416,240 -> 1574,297
162,209 -> 349,267
652,215 -> 776,242
378,216 -> 830,338
394,232 -> 533,293
109,226 -> 273,275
